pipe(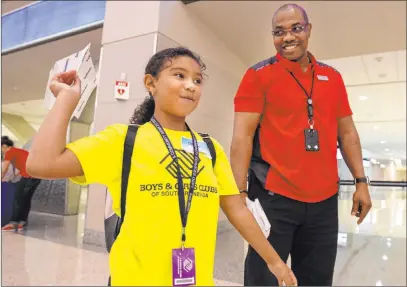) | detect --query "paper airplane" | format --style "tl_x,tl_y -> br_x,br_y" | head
43,44 -> 97,120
